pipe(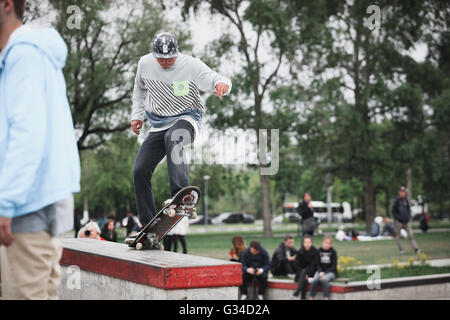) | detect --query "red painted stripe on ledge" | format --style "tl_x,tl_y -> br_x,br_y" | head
165,265 -> 242,289
266,281 -> 347,293
61,249 -> 242,290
